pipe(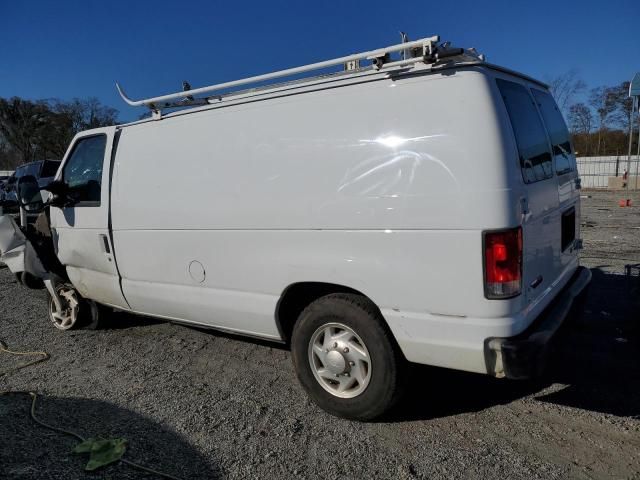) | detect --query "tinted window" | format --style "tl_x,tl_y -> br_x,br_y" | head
496,79 -> 553,183
41,160 -> 61,178
62,135 -> 106,204
16,163 -> 40,178
531,89 -> 574,175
